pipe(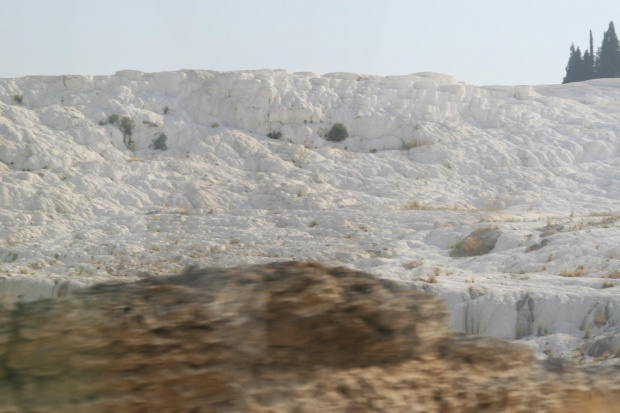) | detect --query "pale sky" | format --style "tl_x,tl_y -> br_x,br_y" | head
0,0 -> 618,85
